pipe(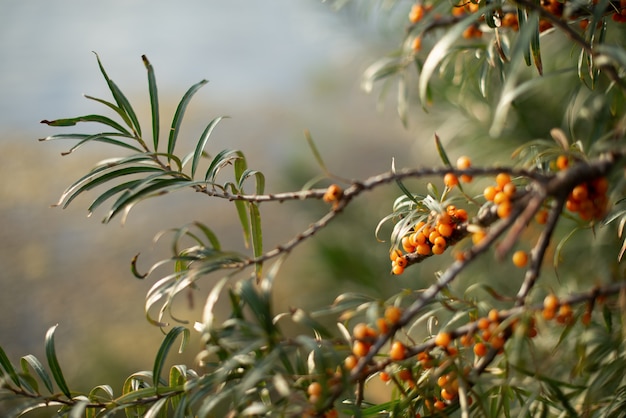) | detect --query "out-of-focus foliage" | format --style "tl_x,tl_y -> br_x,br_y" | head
1,1 -> 626,417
